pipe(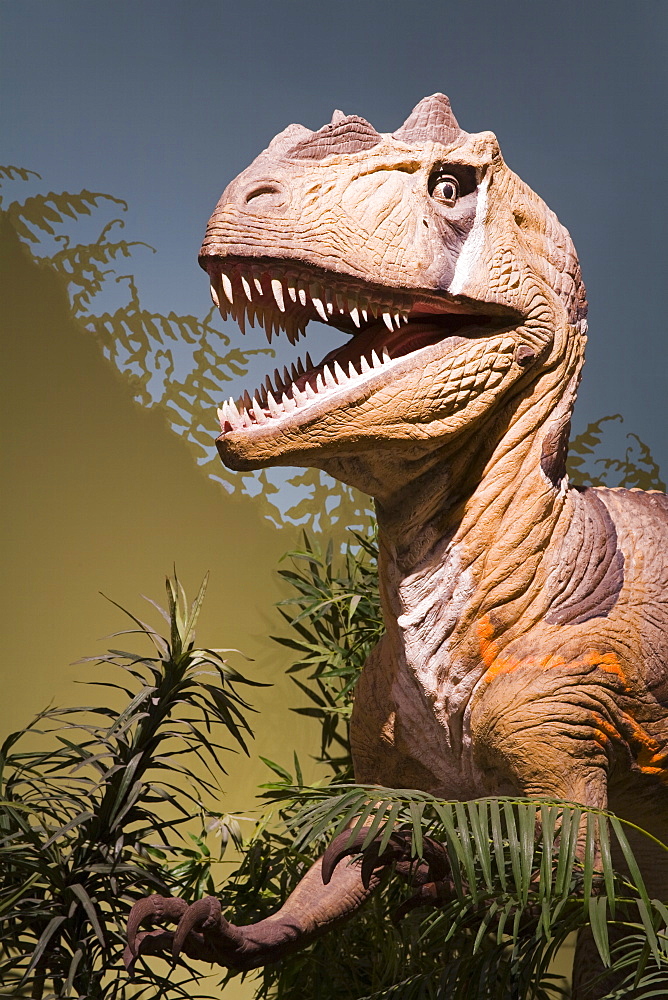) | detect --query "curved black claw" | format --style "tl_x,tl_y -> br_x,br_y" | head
322,825 -> 450,890
125,894 -> 188,969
